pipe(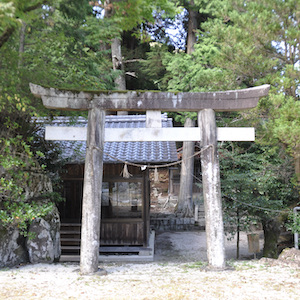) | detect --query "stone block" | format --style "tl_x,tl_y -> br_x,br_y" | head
27,219 -> 55,263
27,205 -> 61,264
0,227 -> 27,268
